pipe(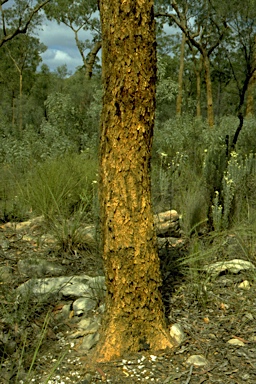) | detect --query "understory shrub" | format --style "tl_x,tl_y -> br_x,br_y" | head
152,115 -> 256,234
